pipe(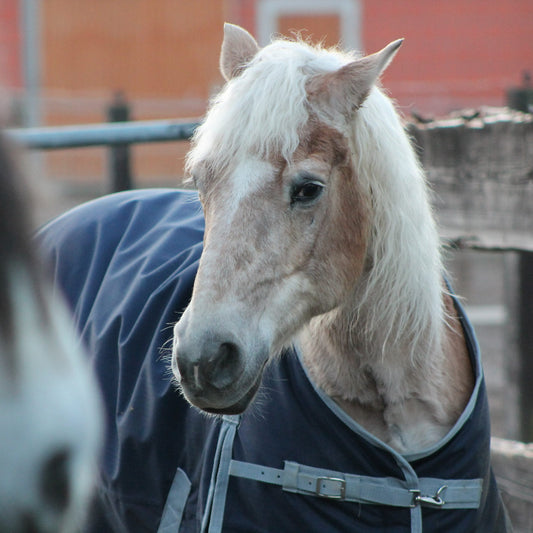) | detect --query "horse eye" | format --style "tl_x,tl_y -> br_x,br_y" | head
290,180 -> 324,206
